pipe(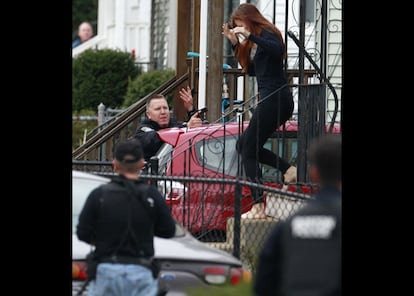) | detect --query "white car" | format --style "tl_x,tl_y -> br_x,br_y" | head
72,170 -> 250,295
